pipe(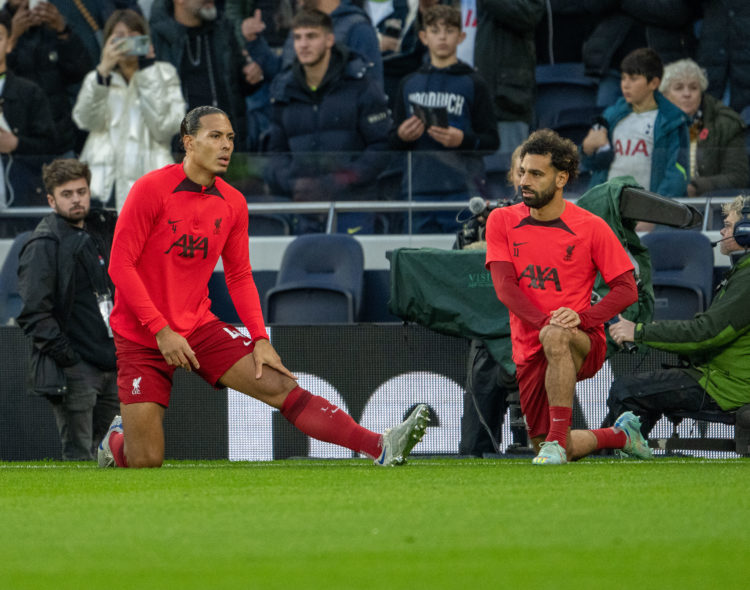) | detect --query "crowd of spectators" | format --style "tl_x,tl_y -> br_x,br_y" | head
0,0 -> 748,237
